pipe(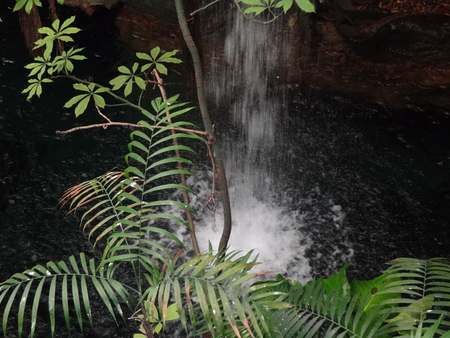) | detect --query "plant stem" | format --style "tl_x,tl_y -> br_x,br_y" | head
152,69 -> 201,256
173,0 -> 232,254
